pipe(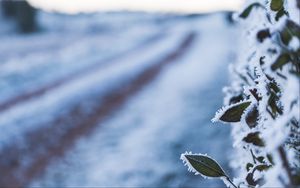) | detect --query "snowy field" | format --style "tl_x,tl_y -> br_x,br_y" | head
0,9 -> 238,187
